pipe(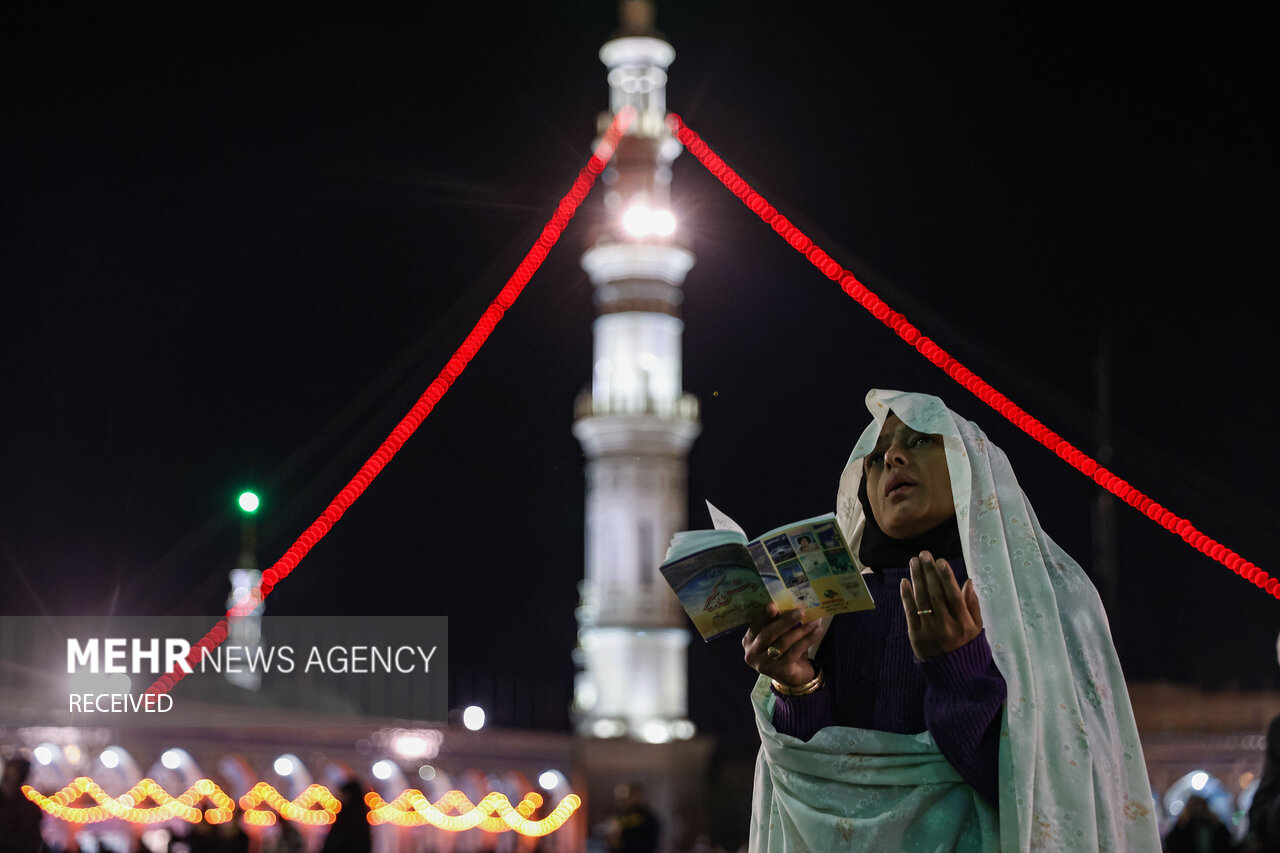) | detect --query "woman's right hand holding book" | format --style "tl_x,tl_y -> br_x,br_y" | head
743,603 -> 824,690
